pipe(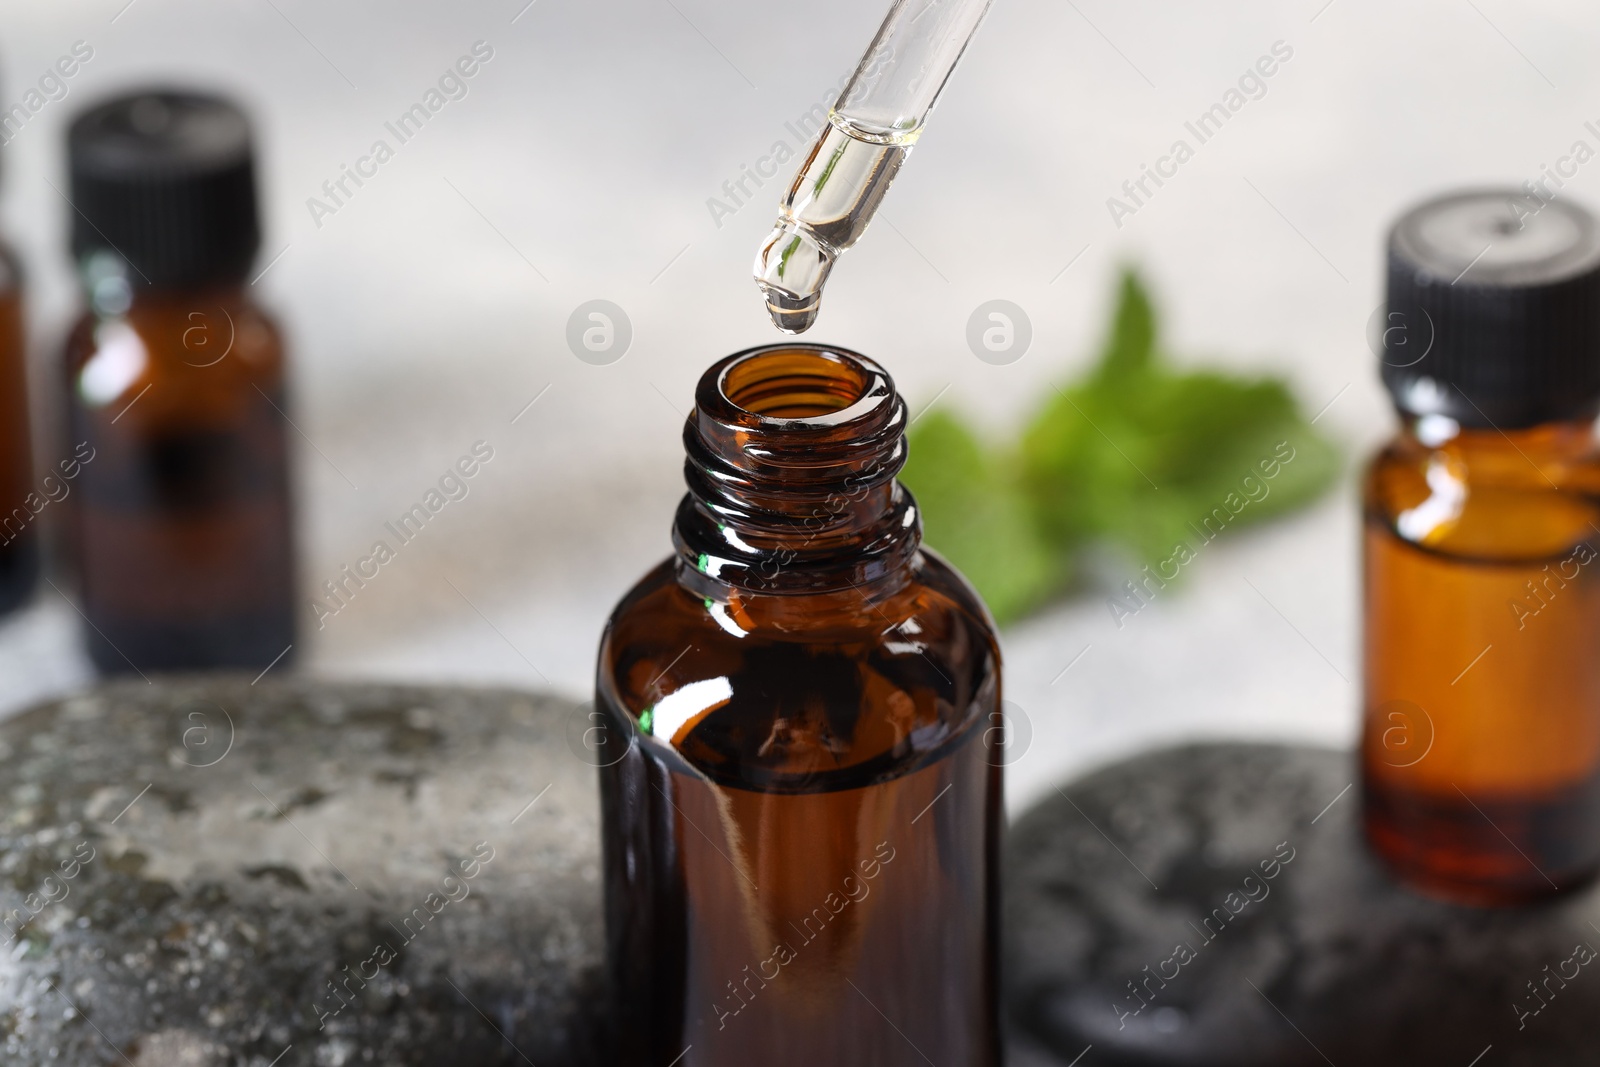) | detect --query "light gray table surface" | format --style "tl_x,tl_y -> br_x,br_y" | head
1,0 -> 1589,811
